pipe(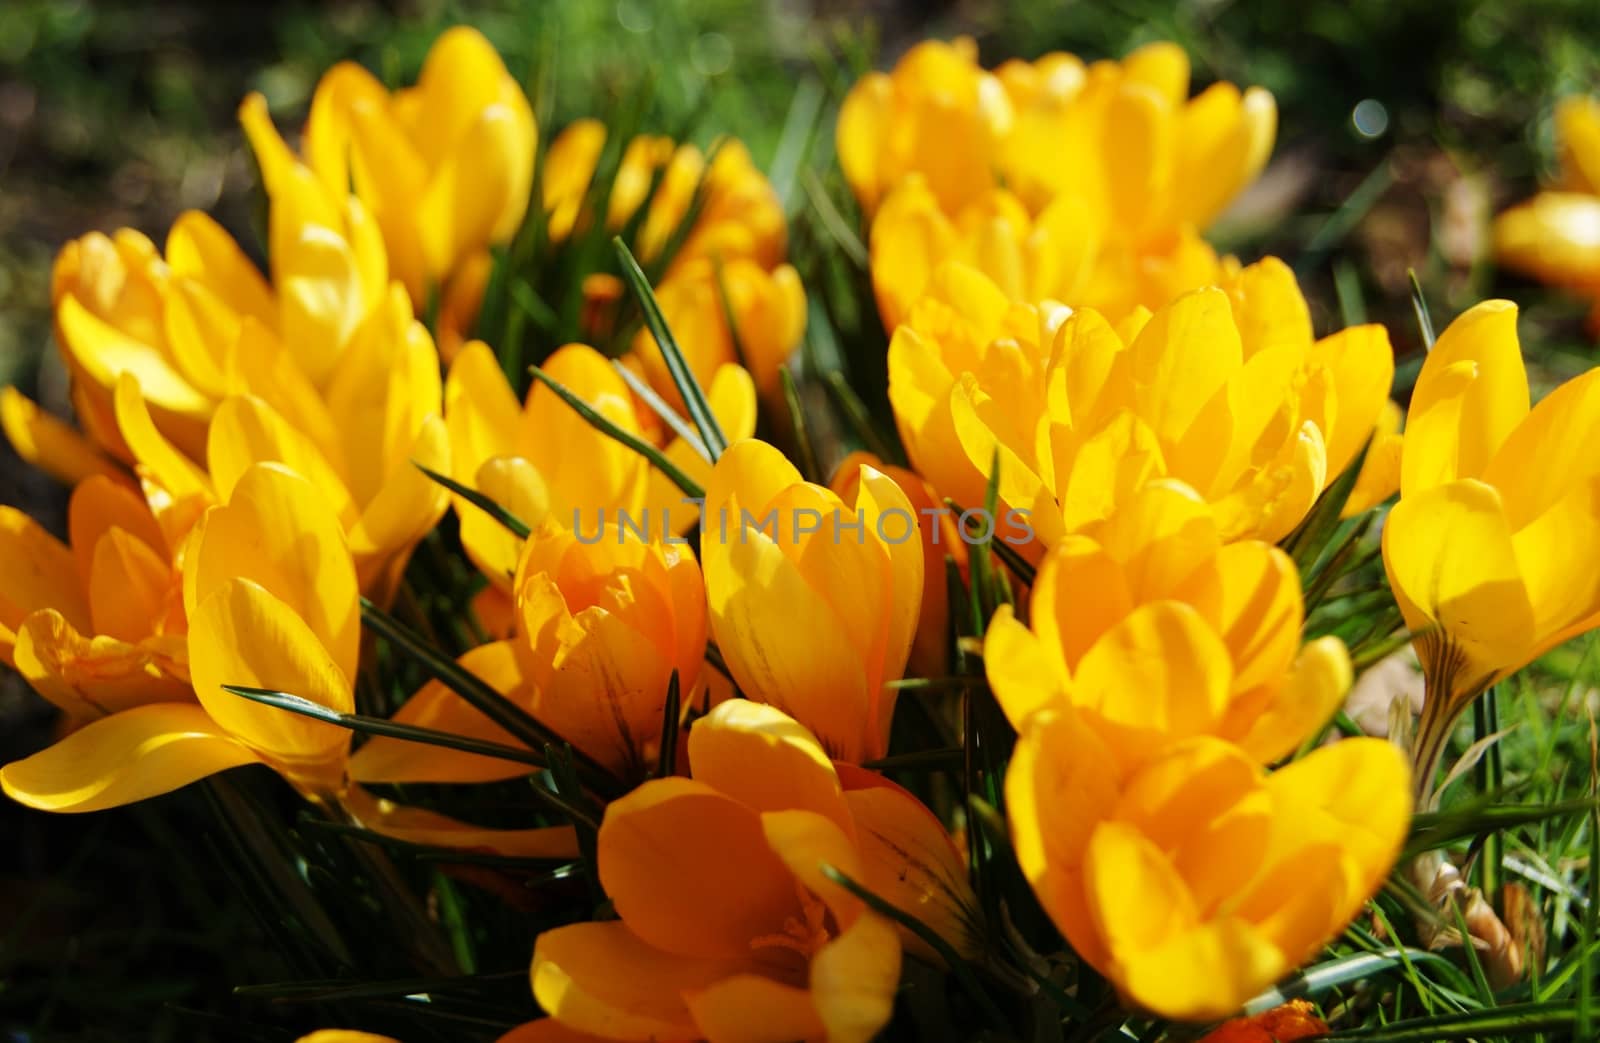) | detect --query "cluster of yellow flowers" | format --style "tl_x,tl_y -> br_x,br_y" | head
4,24 -> 1600,1043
